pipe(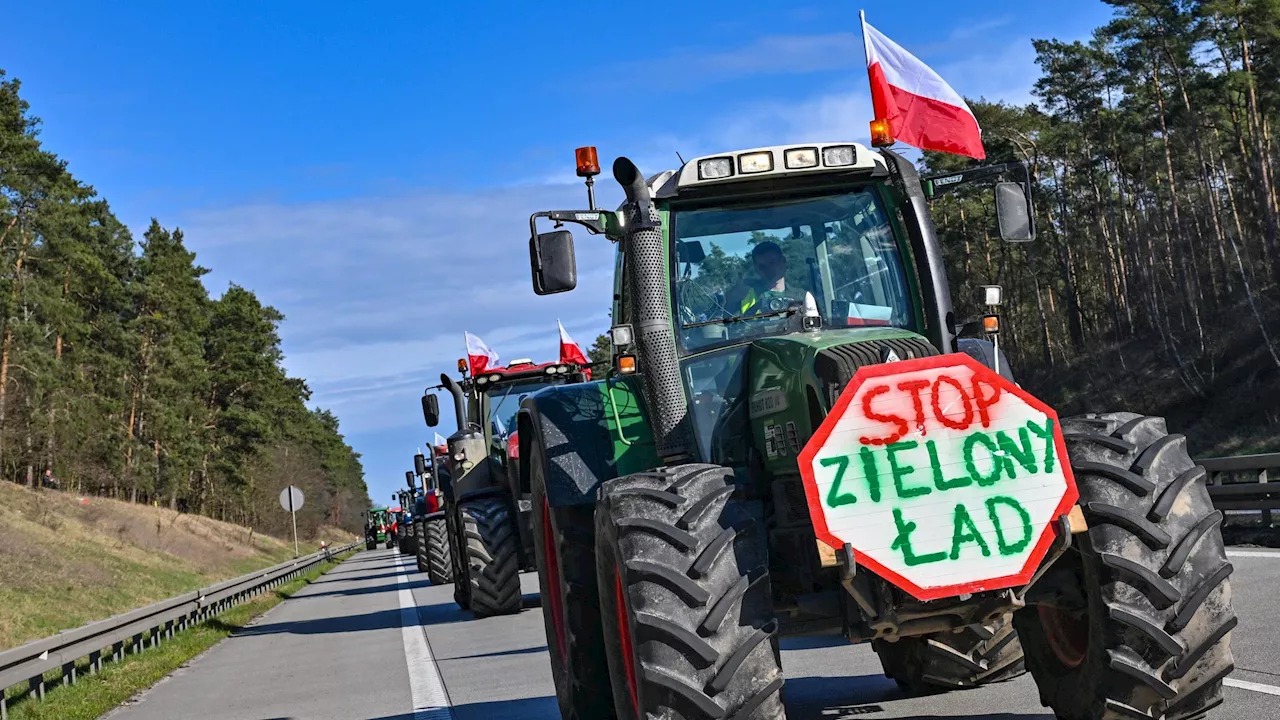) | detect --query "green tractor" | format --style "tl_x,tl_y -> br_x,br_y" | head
412,447 -> 454,585
516,143 -> 1235,720
420,358 -> 591,618
364,506 -> 390,551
